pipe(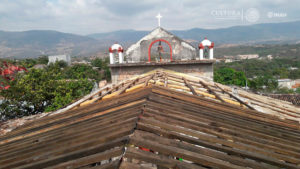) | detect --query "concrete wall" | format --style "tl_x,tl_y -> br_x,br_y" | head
48,55 -> 71,65
109,60 -> 214,83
